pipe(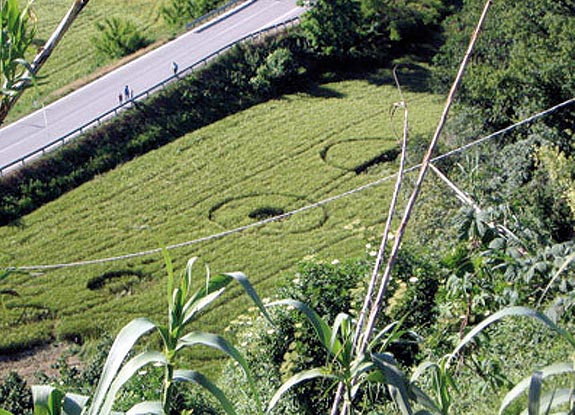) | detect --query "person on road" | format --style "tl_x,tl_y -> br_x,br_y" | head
124,85 -> 130,101
118,93 -> 123,105
172,61 -> 179,77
